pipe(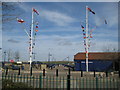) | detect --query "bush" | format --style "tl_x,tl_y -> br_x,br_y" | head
2,79 -> 33,88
